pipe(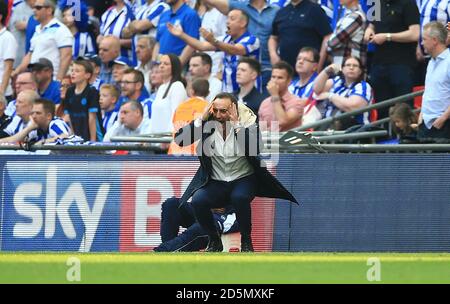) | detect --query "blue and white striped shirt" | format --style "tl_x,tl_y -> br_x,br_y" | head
136,0 -> 169,37
28,117 -> 71,141
221,31 -> 260,93
126,0 -> 147,15
288,73 -> 318,99
91,77 -> 104,92
102,109 -> 119,134
100,3 -> 136,65
72,31 -> 96,59
3,115 -> 29,136
4,99 -> 16,117
324,76 -> 373,124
